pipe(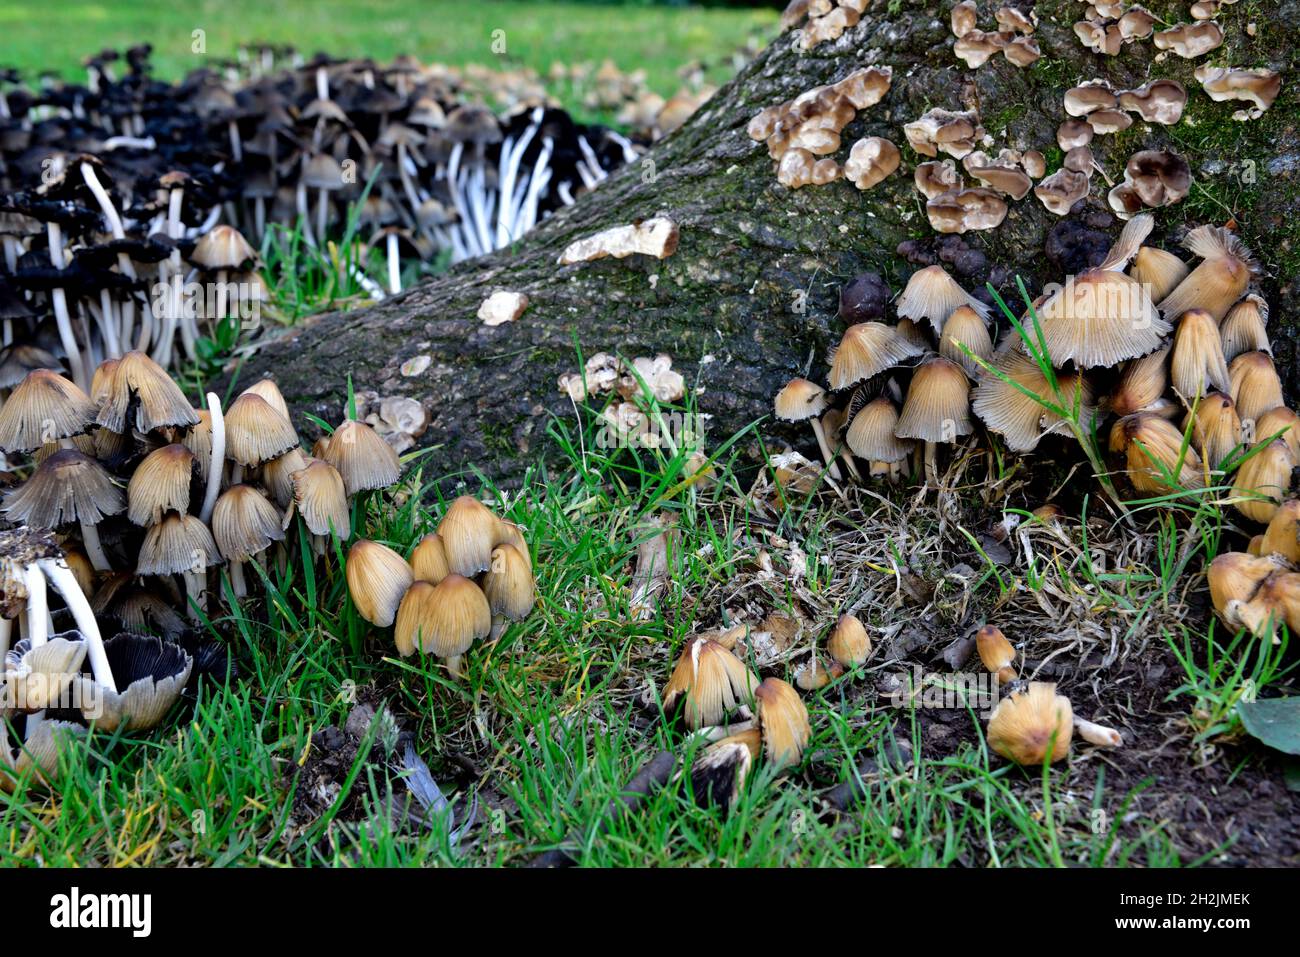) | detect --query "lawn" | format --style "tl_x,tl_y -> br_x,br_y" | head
0,0 -> 777,119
